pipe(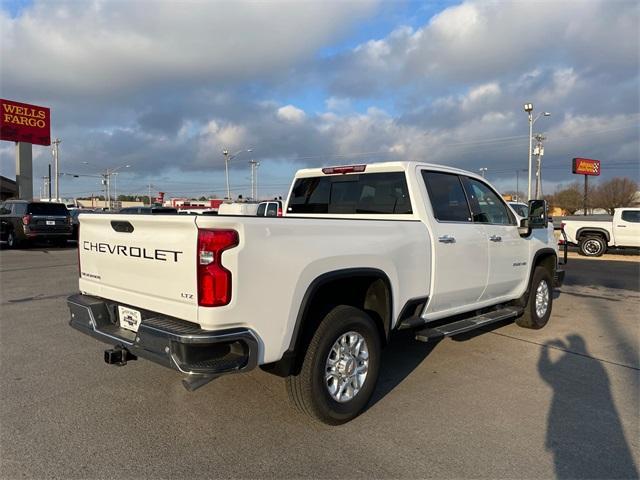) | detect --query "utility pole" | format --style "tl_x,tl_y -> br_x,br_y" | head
533,134 -> 546,200
148,183 -> 152,206
249,160 -> 260,200
52,138 -> 61,201
47,165 -> 52,201
479,167 -> 488,178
